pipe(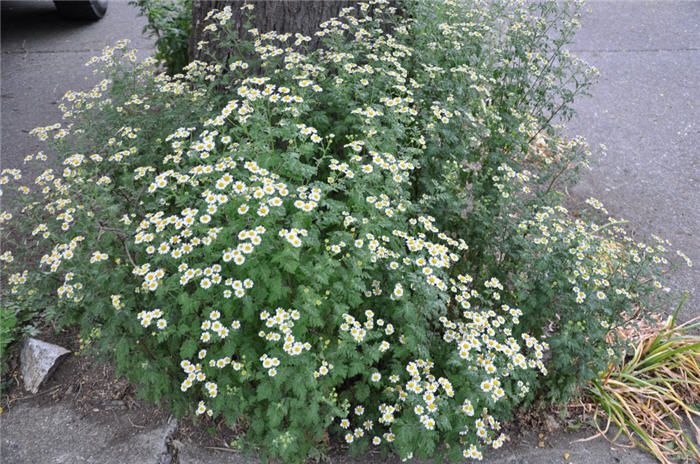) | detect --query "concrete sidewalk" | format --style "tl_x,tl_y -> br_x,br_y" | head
566,0 -> 700,323
0,400 -> 659,464
1,1 -> 696,463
